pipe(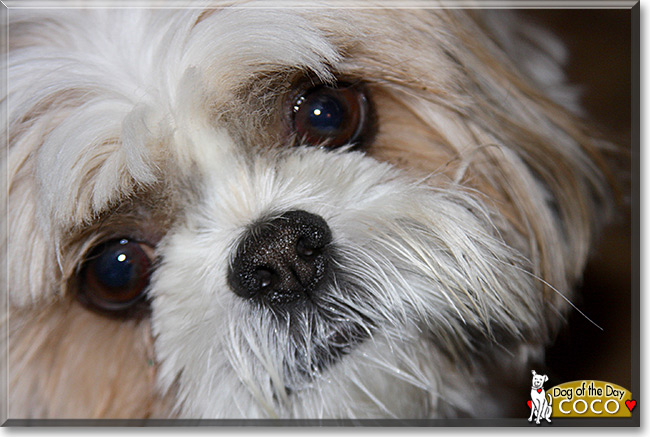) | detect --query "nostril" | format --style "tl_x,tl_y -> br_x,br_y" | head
296,237 -> 317,259
228,266 -> 277,299
254,268 -> 274,291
